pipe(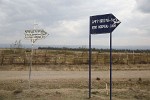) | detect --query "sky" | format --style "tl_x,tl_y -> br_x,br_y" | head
0,0 -> 150,48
